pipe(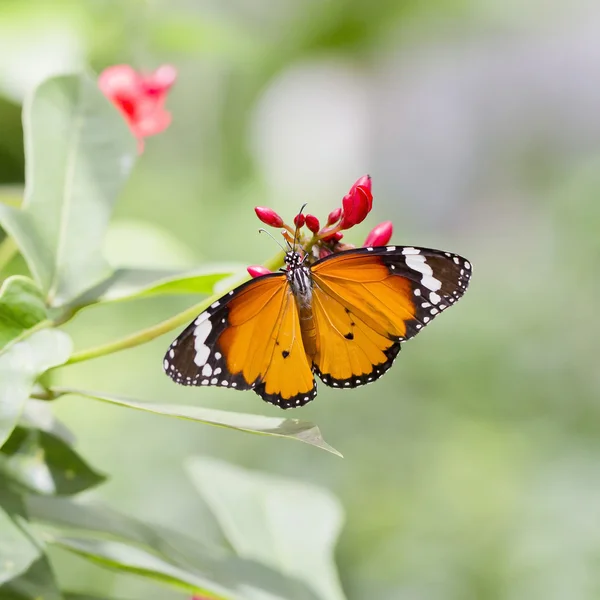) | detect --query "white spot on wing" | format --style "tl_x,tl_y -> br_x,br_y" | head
201,363 -> 212,377
193,319 -> 212,366
401,247 -> 419,255
429,292 -> 441,304
405,254 -> 441,292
